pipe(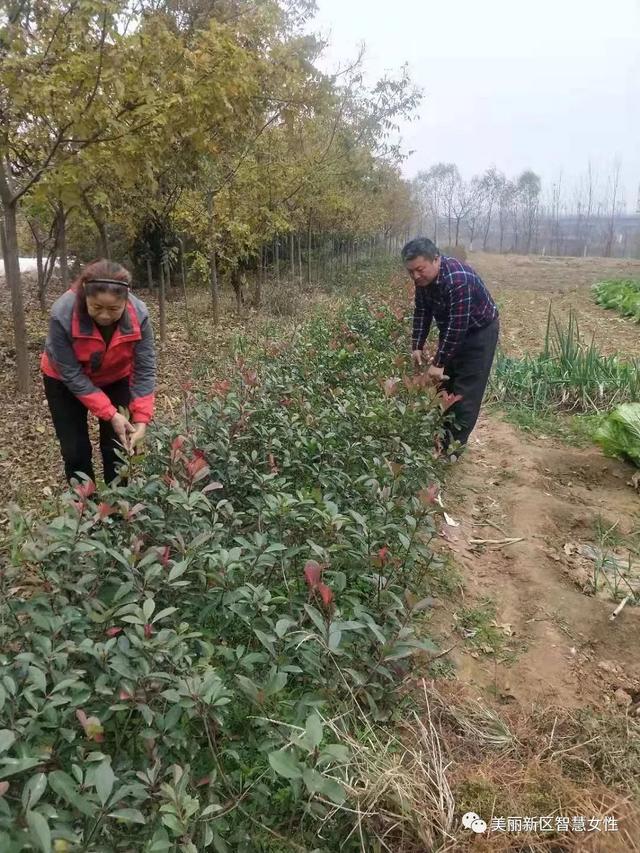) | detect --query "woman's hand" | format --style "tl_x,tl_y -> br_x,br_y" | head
129,423 -> 147,454
110,412 -> 135,453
